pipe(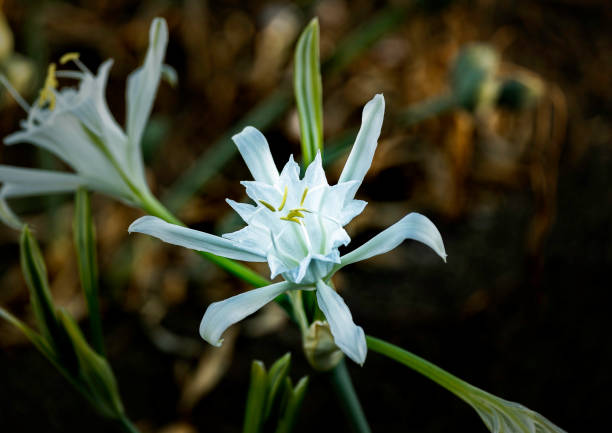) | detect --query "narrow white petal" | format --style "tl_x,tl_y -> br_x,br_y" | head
200,281 -> 295,346
338,94 -> 385,187
336,212 -> 446,272
315,280 -> 366,365
0,165 -> 85,191
0,191 -> 23,229
226,199 -> 259,223
303,151 -> 327,187
128,216 -> 267,262
233,126 -> 280,185
126,18 -> 168,180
